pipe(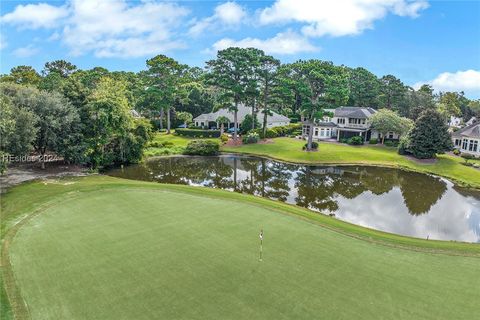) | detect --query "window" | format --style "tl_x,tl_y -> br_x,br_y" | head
455,139 -> 461,146
320,129 -> 325,137
314,128 -> 319,136
303,125 -> 310,135
469,140 -> 478,152
462,139 -> 468,150
337,118 -> 345,124
388,132 -> 394,139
